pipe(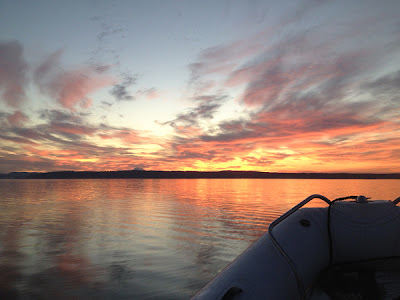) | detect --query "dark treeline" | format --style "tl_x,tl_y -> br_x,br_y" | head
1,170 -> 400,179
